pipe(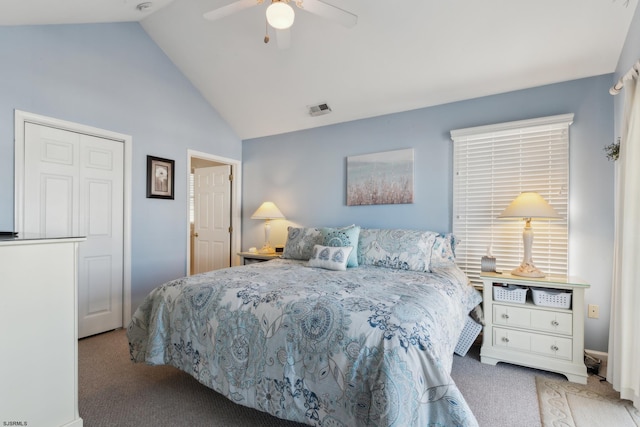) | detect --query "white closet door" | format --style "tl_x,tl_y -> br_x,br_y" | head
24,123 -> 124,338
